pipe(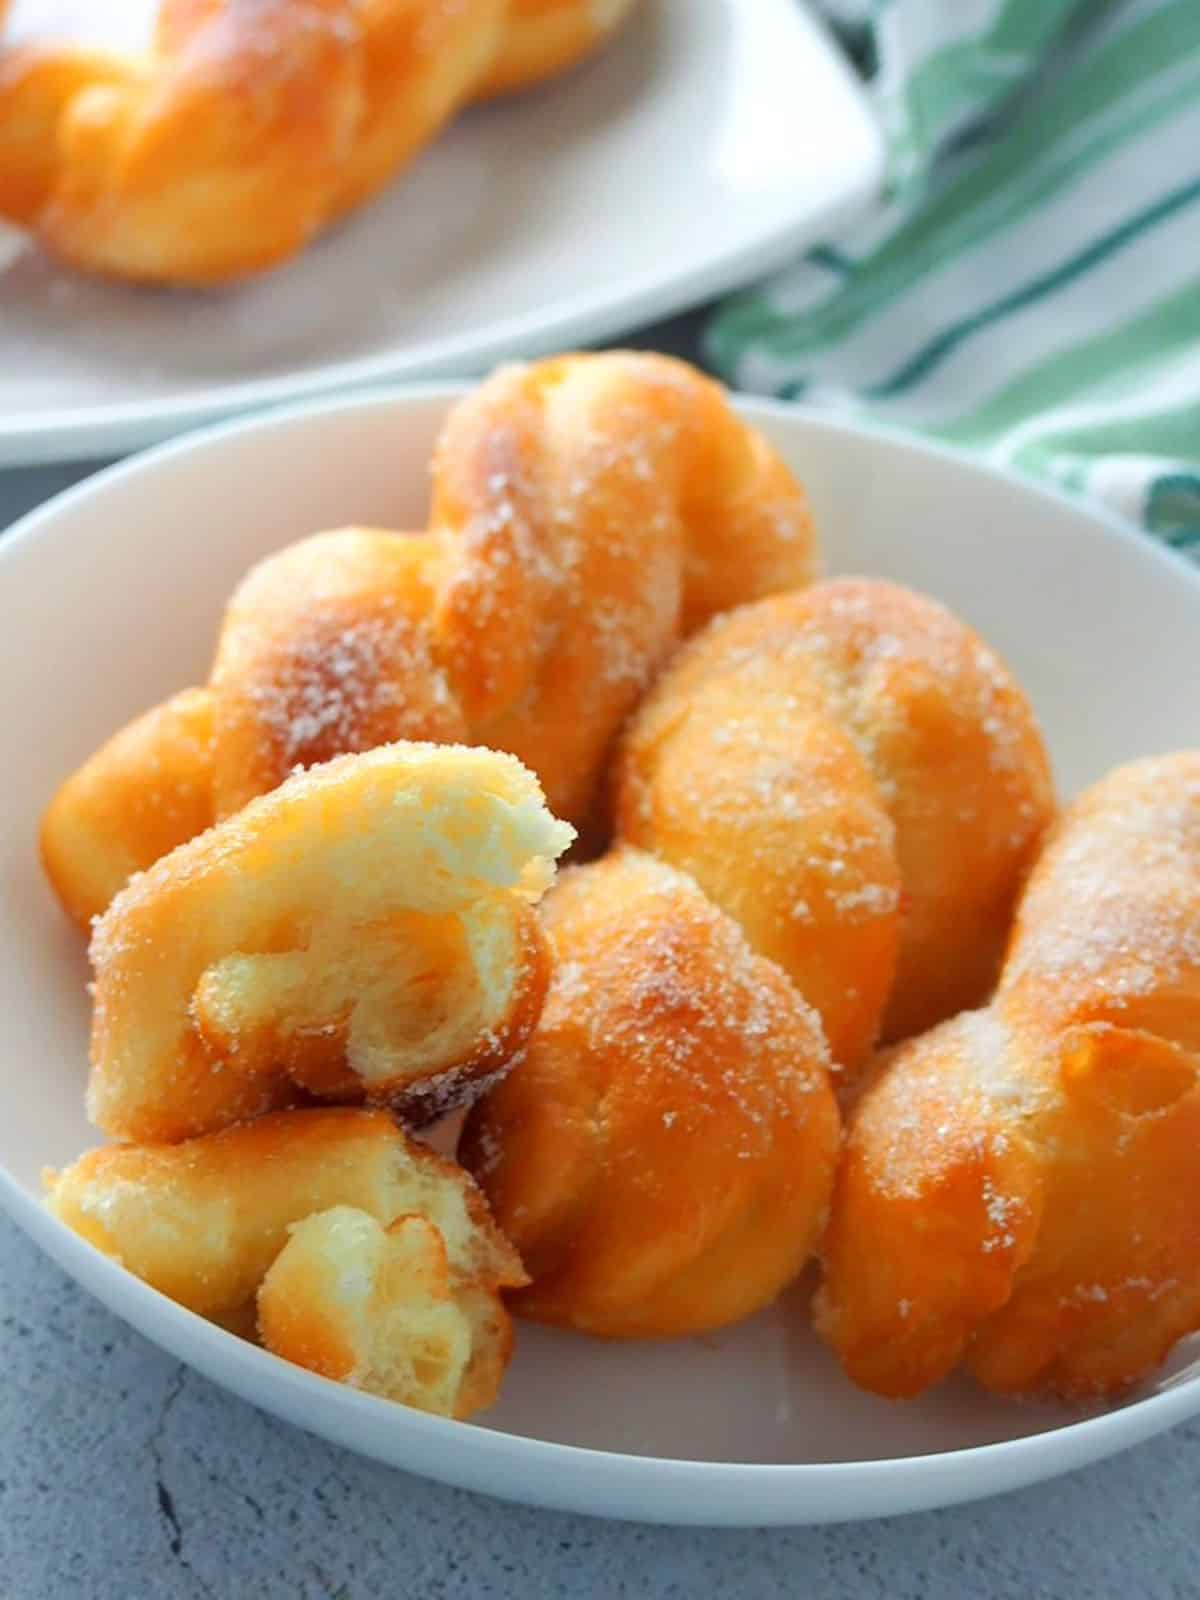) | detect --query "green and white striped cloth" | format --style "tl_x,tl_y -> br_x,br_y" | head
707,0 -> 1200,559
